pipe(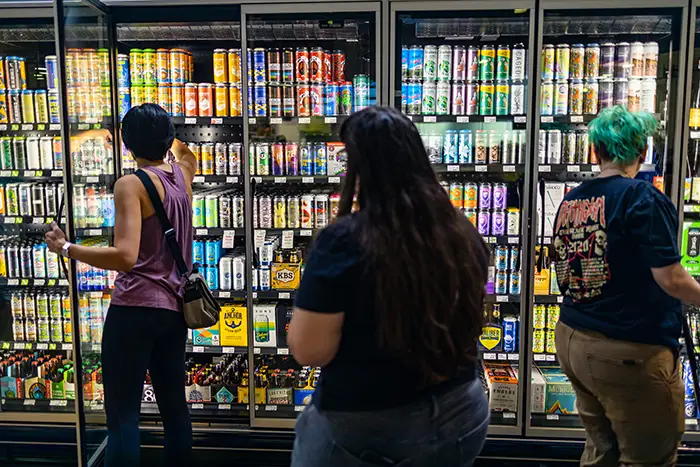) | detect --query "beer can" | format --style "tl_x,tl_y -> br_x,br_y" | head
451,81 -> 465,115
325,82 -> 338,116
475,130 -> 487,164
443,130 -> 458,164
464,210 -> 477,228
458,130 -> 473,164
34,90 -> 48,124
214,142 -> 227,175
8,89 -> 21,123
615,42 -> 631,79
270,143 -> 284,176
256,143 -> 270,176
583,79 -> 599,115
554,80 -> 568,116
644,42 -> 659,78
540,80 -> 553,116
492,209 -> 505,236
408,45 -> 424,80
545,330 -> 557,354
479,45 -> 495,81
542,44 -> 555,80
53,136 -> 63,169
353,75 -> 369,111
449,182 -> 463,208
510,80 -> 525,115
495,246 -> 508,270
683,359 -> 698,418
251,48 -> 266,84
555,44 -> 570,80
287,195 -> 301,228
310,83 -> 324,116
300,194 -> 314,228
466,46 -> 479,82
502,131 -> 515,165
129,49 -> 144,86
422,45 -> 437,80
465,82 -> 478,115
201,142 -> 214,175
232,196 -> 244,228
436,81 -> 450,115
425,134 -> 442,164
437,45 -> 452,81
628,78 -> 642,112
219,256 -> 232,290
547,305 -> 560,330
13,318 -> 25,341
228,49 -> 242,84
156,84 -> 171,115
154,49 -> 169,84
495,45 -> 510,81
599,78 -> 614,110
196,83 -> 212,117
0,92 -> 7,124
314,142 -> 327,175
464,182 -> 478,209
213,48 -> 228,83
495,81 -> 509,116
585,44 -> 600,79
233,257 -> 245,291
12,137 -> 26,170
576,132 -> 590,164
493,183 -> 507,209
479,81 -> 494,115
488,131 -> 500,164
422,80 -> 436,115
281,142 -> 298,176
404,80 -> 420,115
273,196 -> 286,229
495,270 -> 508,294
171,85 -> 184,116
314,194 -> 329,228
0,136 -> 11,169
641,78 -> 656,113
477,209 -> 490,236
143,49 -> 156,86
507,208 -> 520,236
340,82 -> 353,115
631,42 -> 645,78
563,131 -> 577,164
144,85 -> 157,104
253,84 -> 266,117
212,83 -> 228,117
613,78 -> 629,107
26,136 -> 40,170
296,83 -> 310,117
600,43 -> 615,78
295,47 -> 310,82
570,44 -> 585,80
204,194 -> 219,228
228,83 -> 241,117
478,182 -> 492,209
452,46 -> 466,81
568,79 -> 583,115
309,47 -> 324,83
548,130 -> 562,164
534,304 -> 546,330
503,316 -> 519,351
